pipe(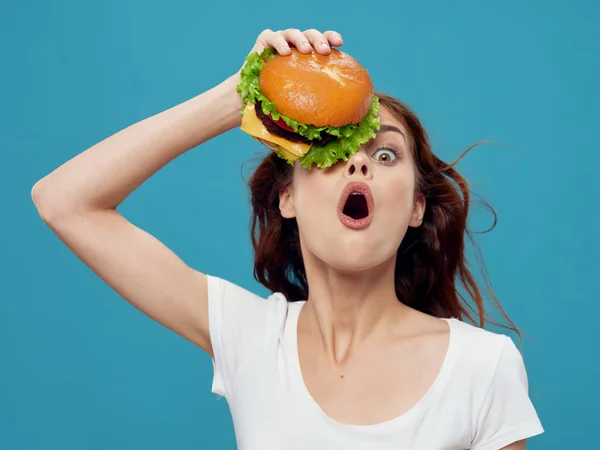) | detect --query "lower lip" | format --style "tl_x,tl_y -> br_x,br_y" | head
338,211 -> 373,230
